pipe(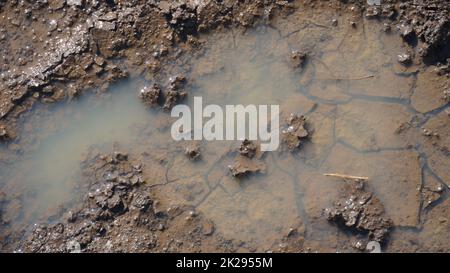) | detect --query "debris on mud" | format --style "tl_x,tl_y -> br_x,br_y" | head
282,114 -> 310,151
324,179 -> 393,245
229,140 -> 266,177
21,151 -> 229,253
